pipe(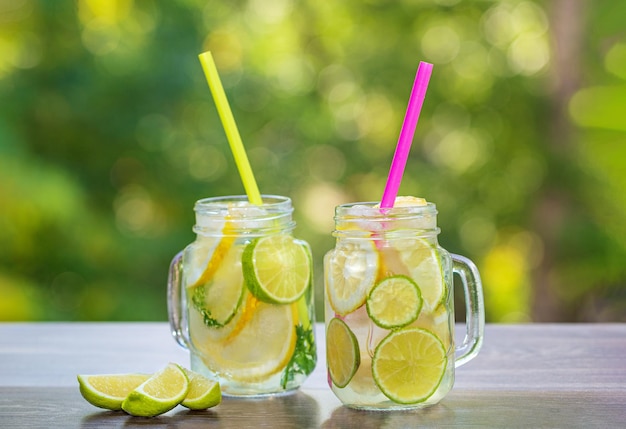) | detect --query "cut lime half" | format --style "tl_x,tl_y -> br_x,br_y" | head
366,275 -> 423,329
326,317 -> 360,388
243,235 -> 311,304
372,328 -> 446,404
